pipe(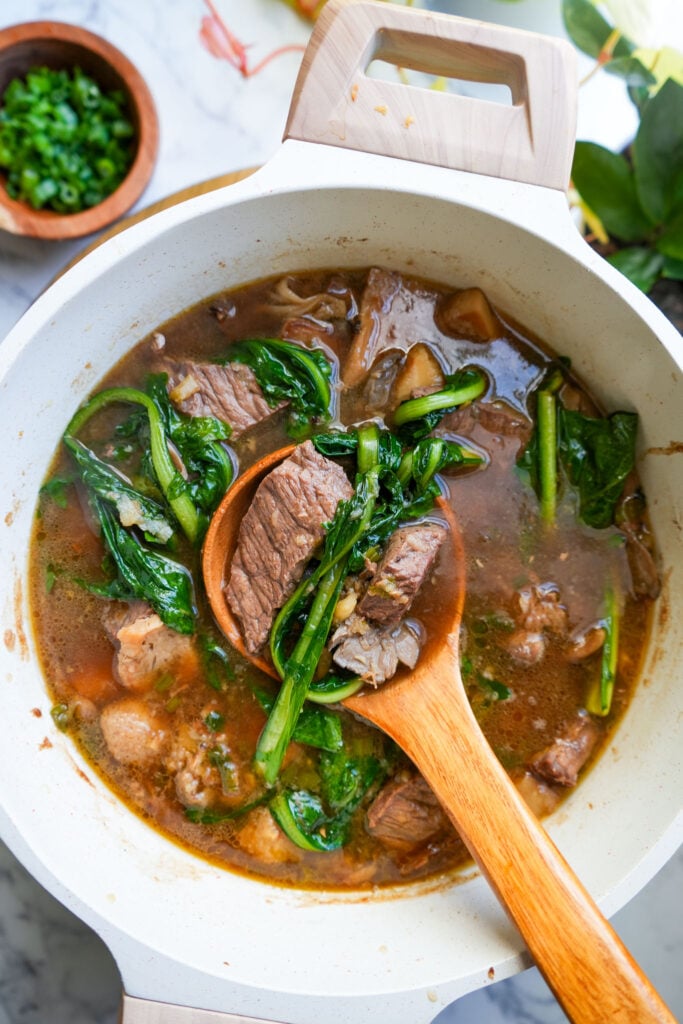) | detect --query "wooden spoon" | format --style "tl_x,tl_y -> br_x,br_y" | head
202,446 -> 676,1024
